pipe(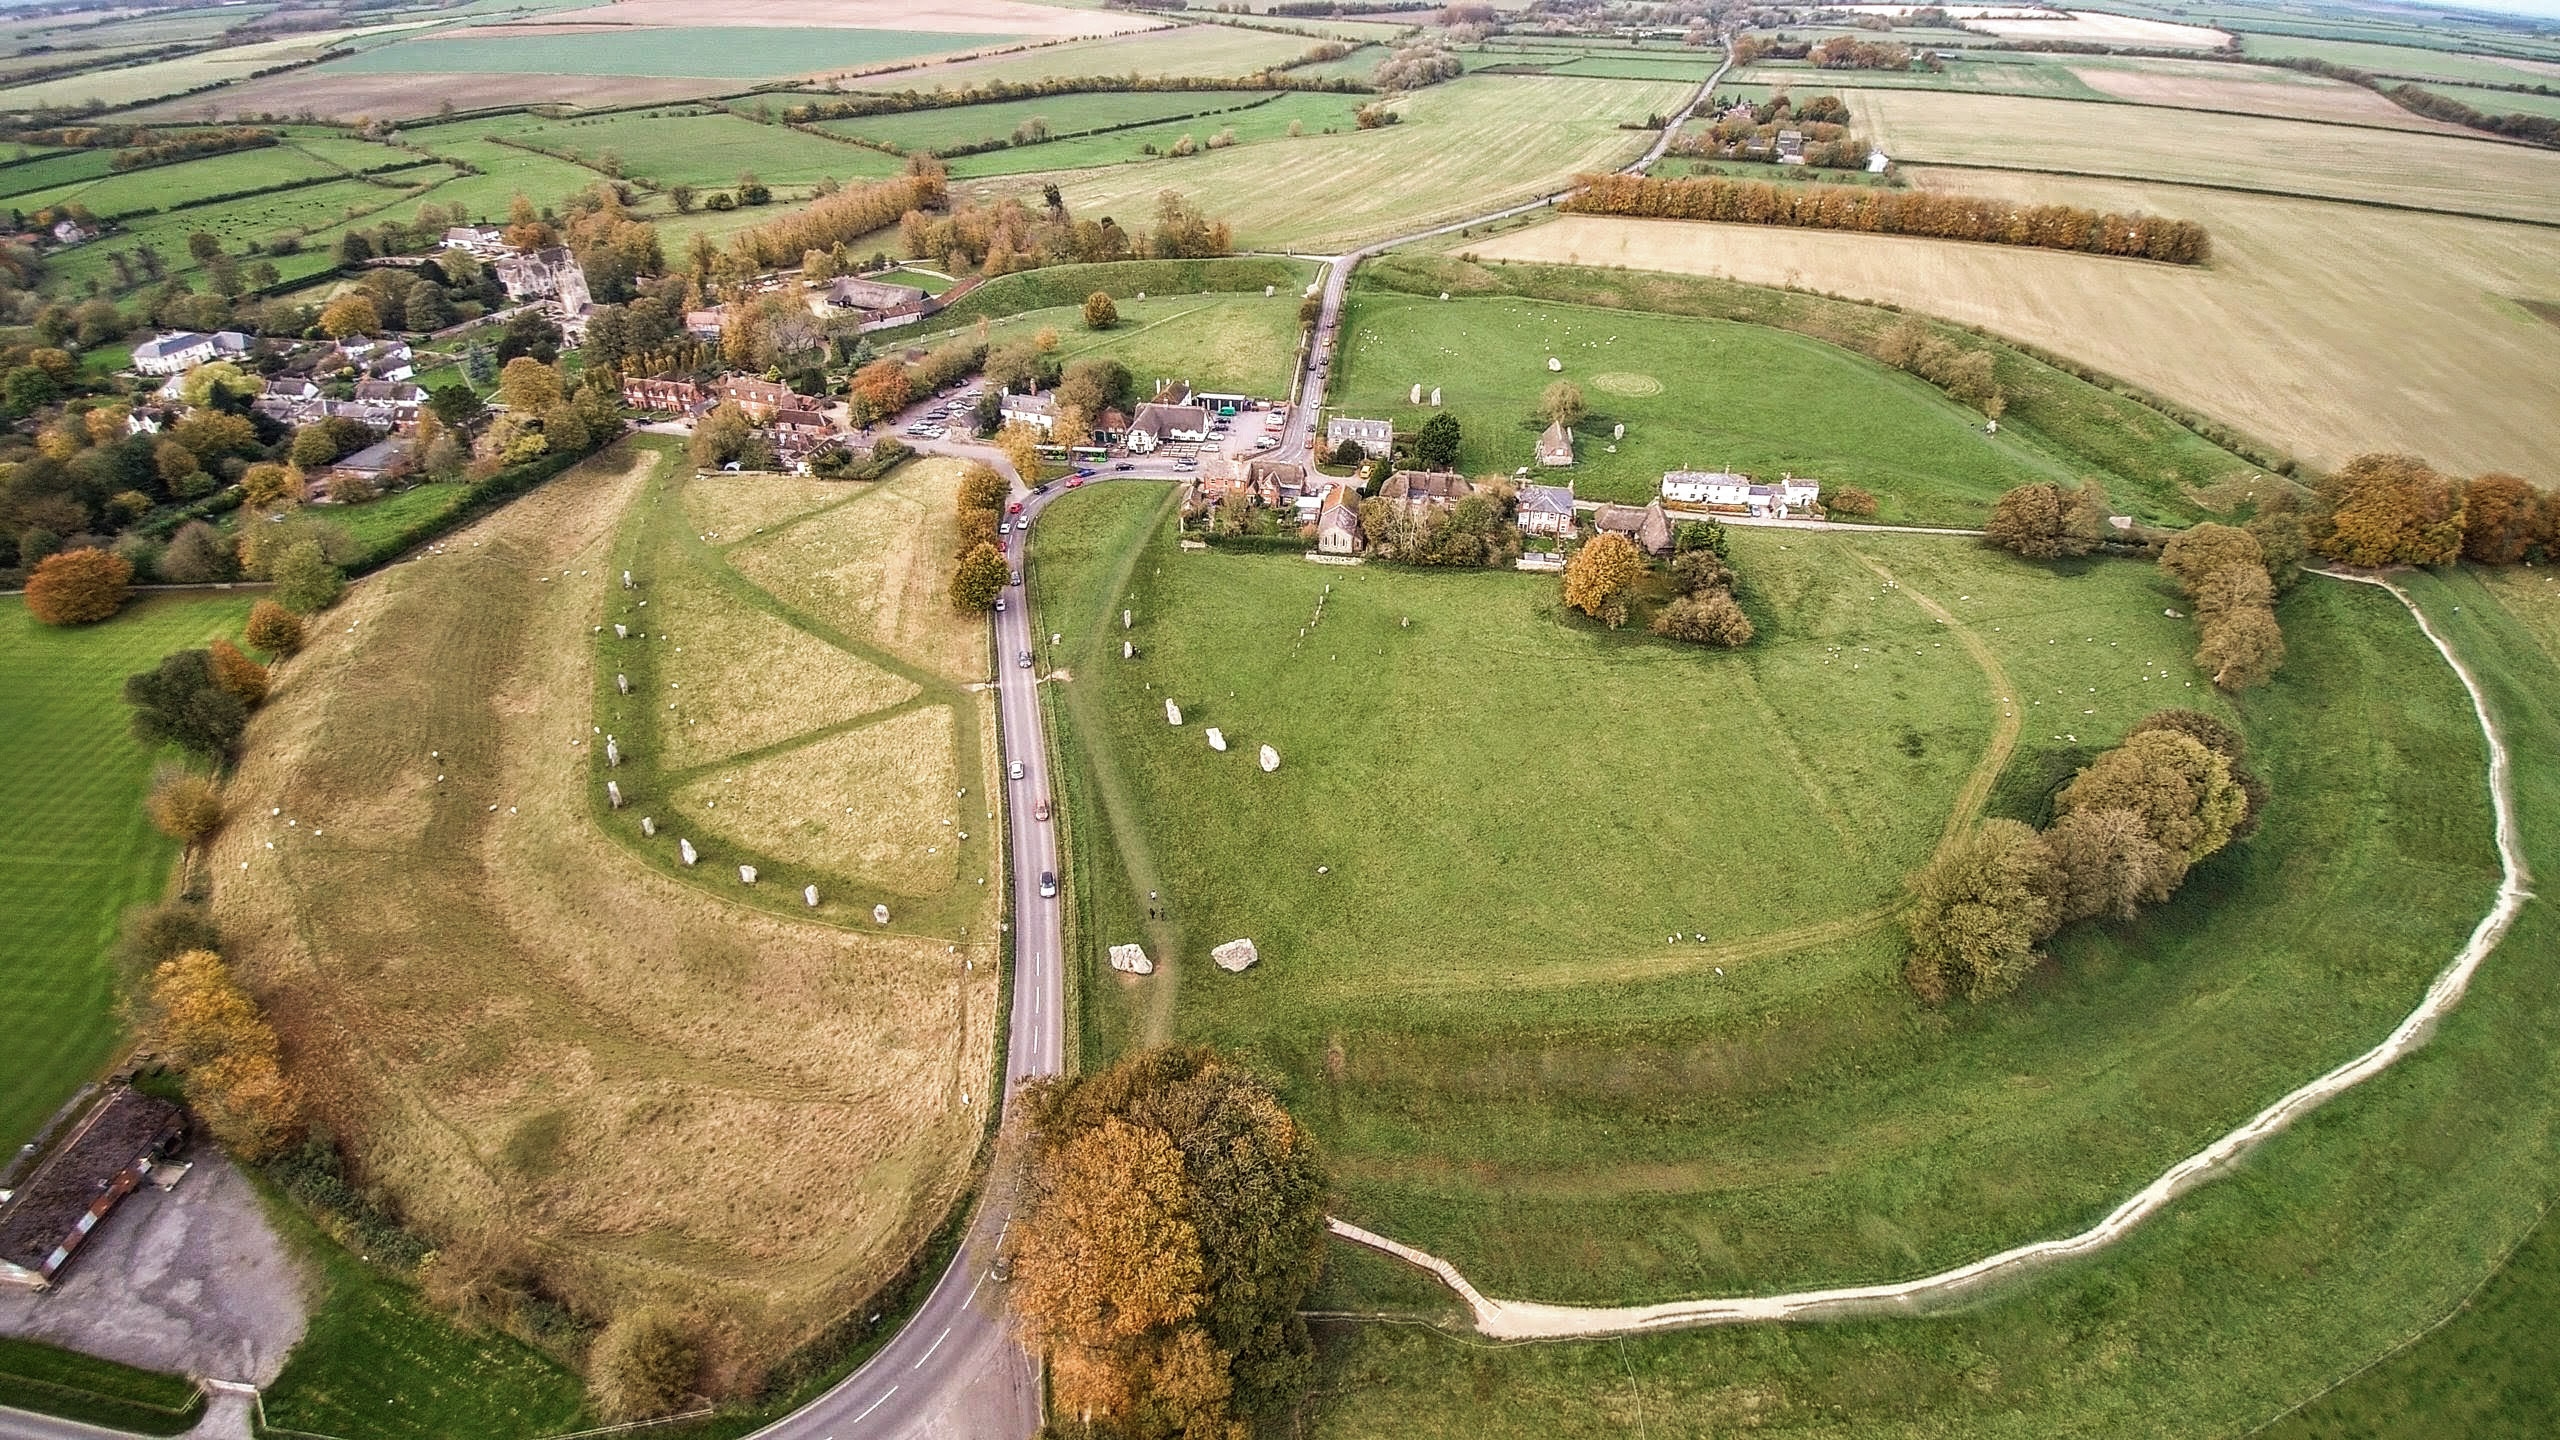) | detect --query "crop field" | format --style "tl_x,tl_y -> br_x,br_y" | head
471,108 -> 903,190
1035,482 -> 2502,1311
520,0 -> 1149,38
207,444 -> 1001,1363
329,25 -> 999,81
0,21 -> 438,111
1330,291 -> 2078,521
1047,75 -> 1687,250
819,90 -> 1284,151
2416,80 -> 2560,120
1845,89 -> 2560,223
2232,32 -> 2560,86
1732,55 -> 2108,97
2064,54 -> 2473,128
974,291 -> 1308,398
1287,563 -> 2560,1439
839,91 -> 1373,178
855,24 -> 1322,90
5,144 -> 351,219
0,594 -> 252,1153
1463,173 -> 2560,483
130,69 -> 729,123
